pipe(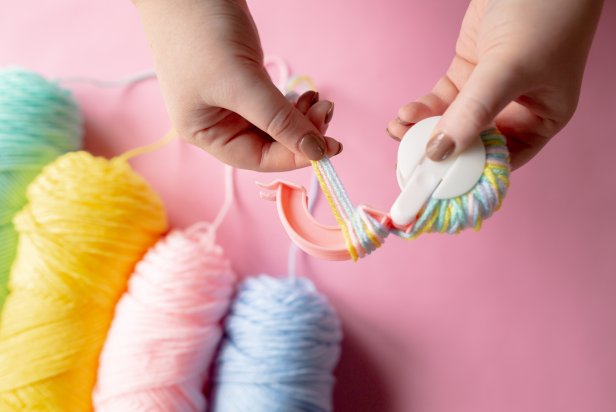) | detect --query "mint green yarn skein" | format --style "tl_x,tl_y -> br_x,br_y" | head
0,68 -> 82,307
